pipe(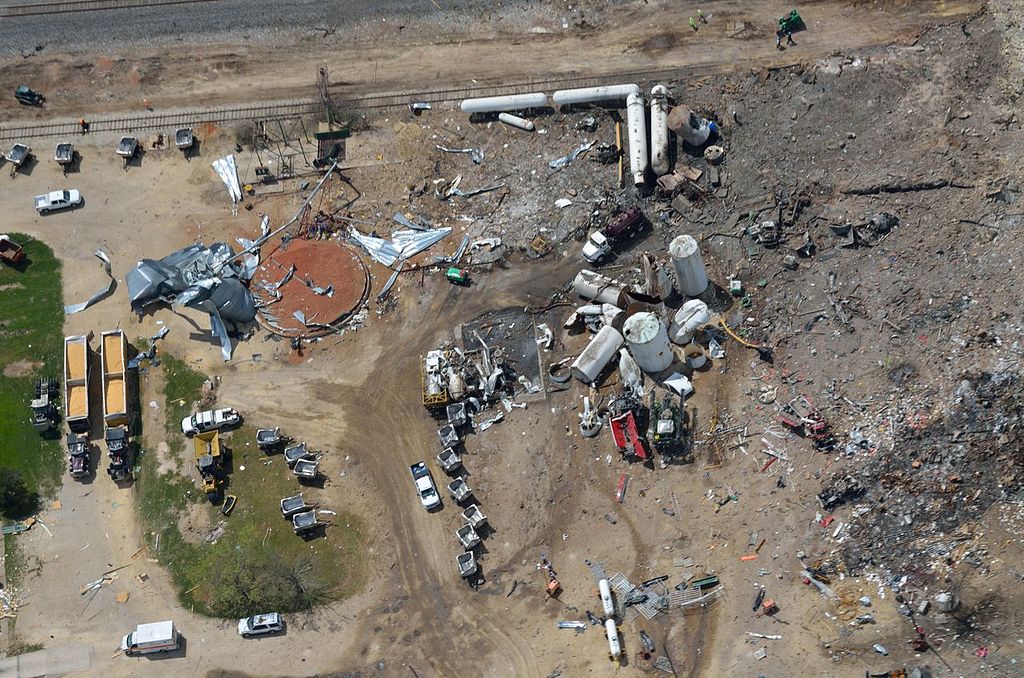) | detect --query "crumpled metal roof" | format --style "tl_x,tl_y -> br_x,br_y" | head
349,226 -> 452,268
